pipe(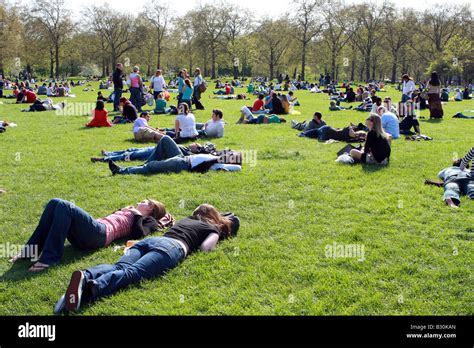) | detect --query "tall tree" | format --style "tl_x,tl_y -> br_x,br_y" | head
29,0 -> 73,78
293,0 -> 323,80
142,0 -> 170,69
